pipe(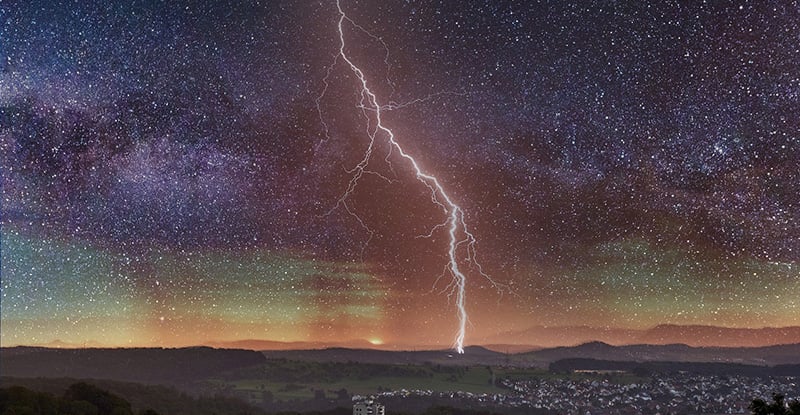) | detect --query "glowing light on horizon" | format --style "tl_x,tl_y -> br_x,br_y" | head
317,0 -> 501,354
